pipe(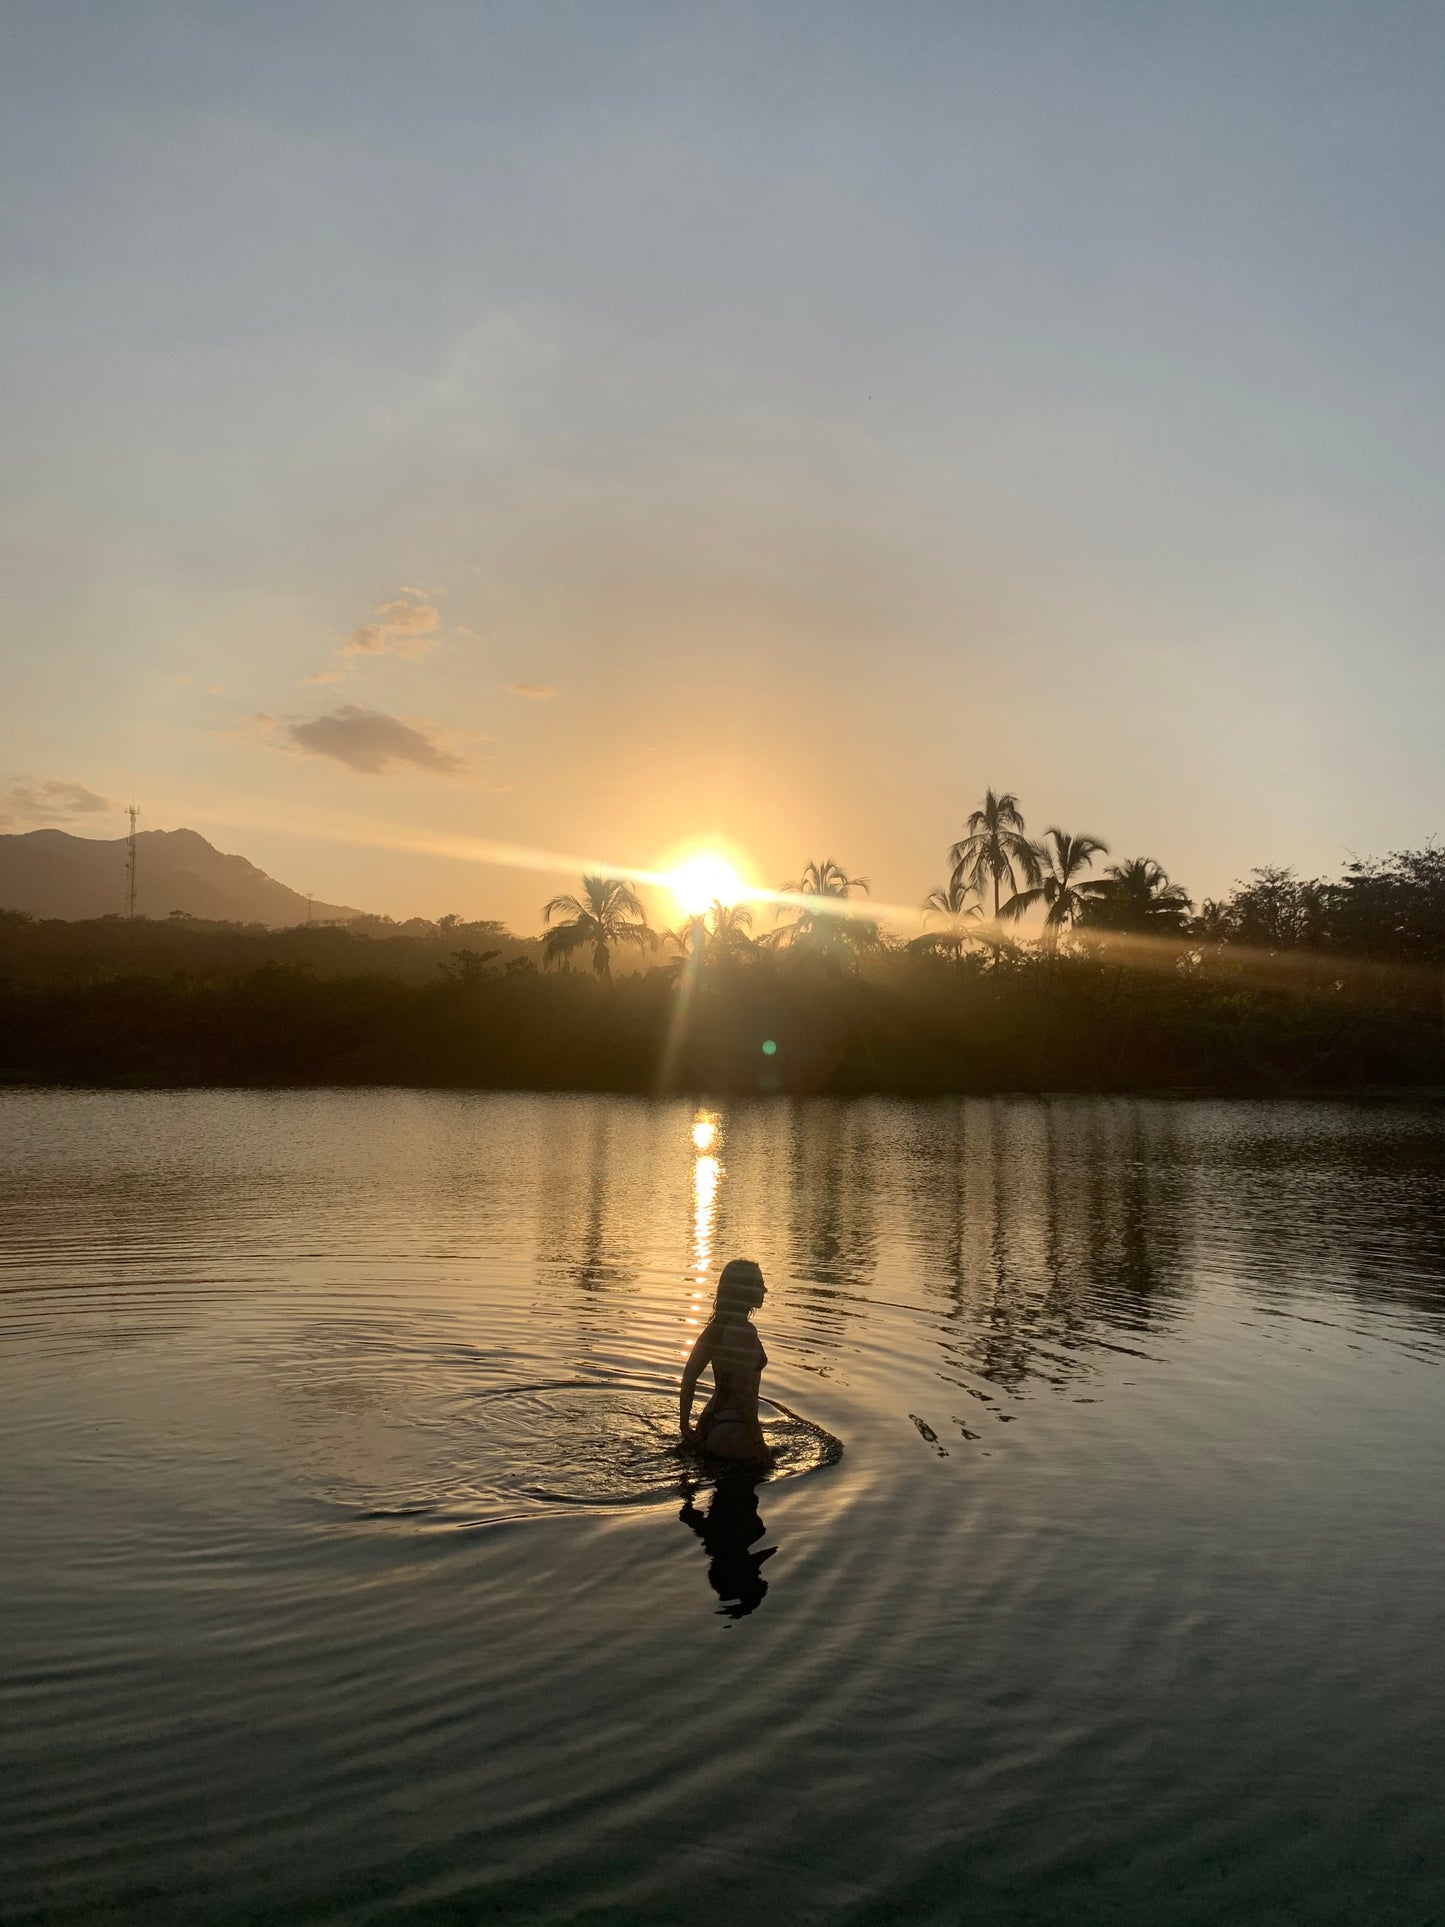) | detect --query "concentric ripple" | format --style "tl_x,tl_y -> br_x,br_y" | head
309,1379 -> 844,1521
473,1380 -> 843,1506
